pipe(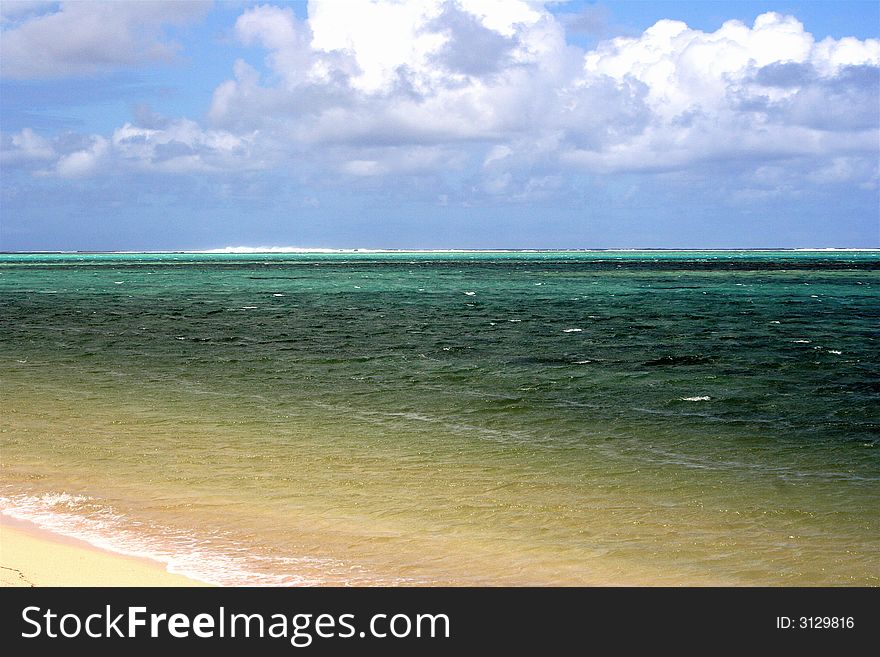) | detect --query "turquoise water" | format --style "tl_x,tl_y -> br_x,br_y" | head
1,251 -> 878,585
